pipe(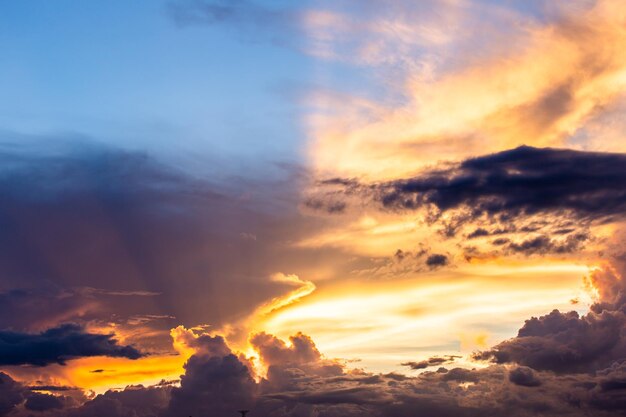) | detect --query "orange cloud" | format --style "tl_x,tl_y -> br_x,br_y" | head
309,0 -> 626,181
